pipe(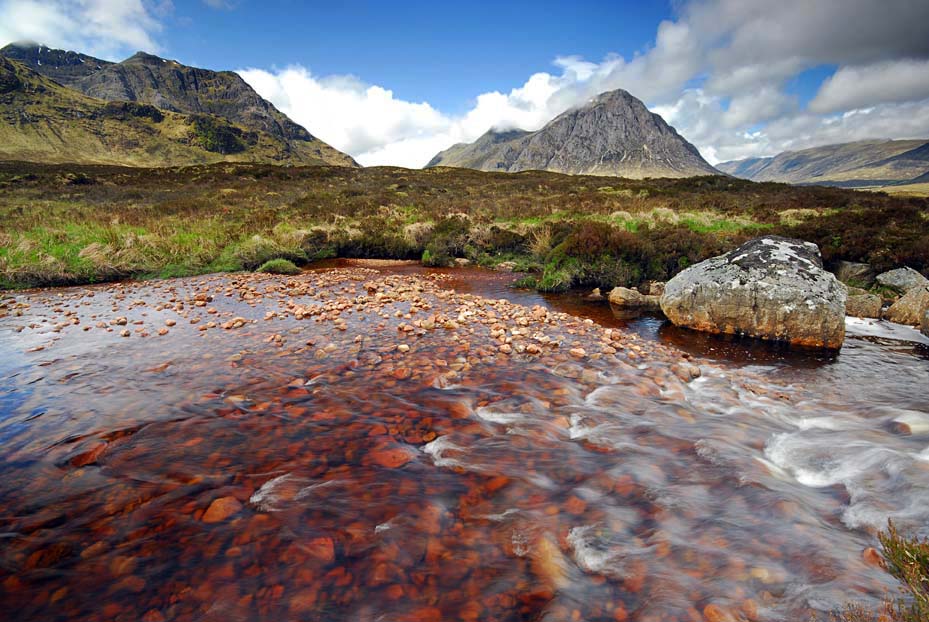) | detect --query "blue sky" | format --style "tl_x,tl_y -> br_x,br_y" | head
164,0 -> 676,112
2,0 -> 929,167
